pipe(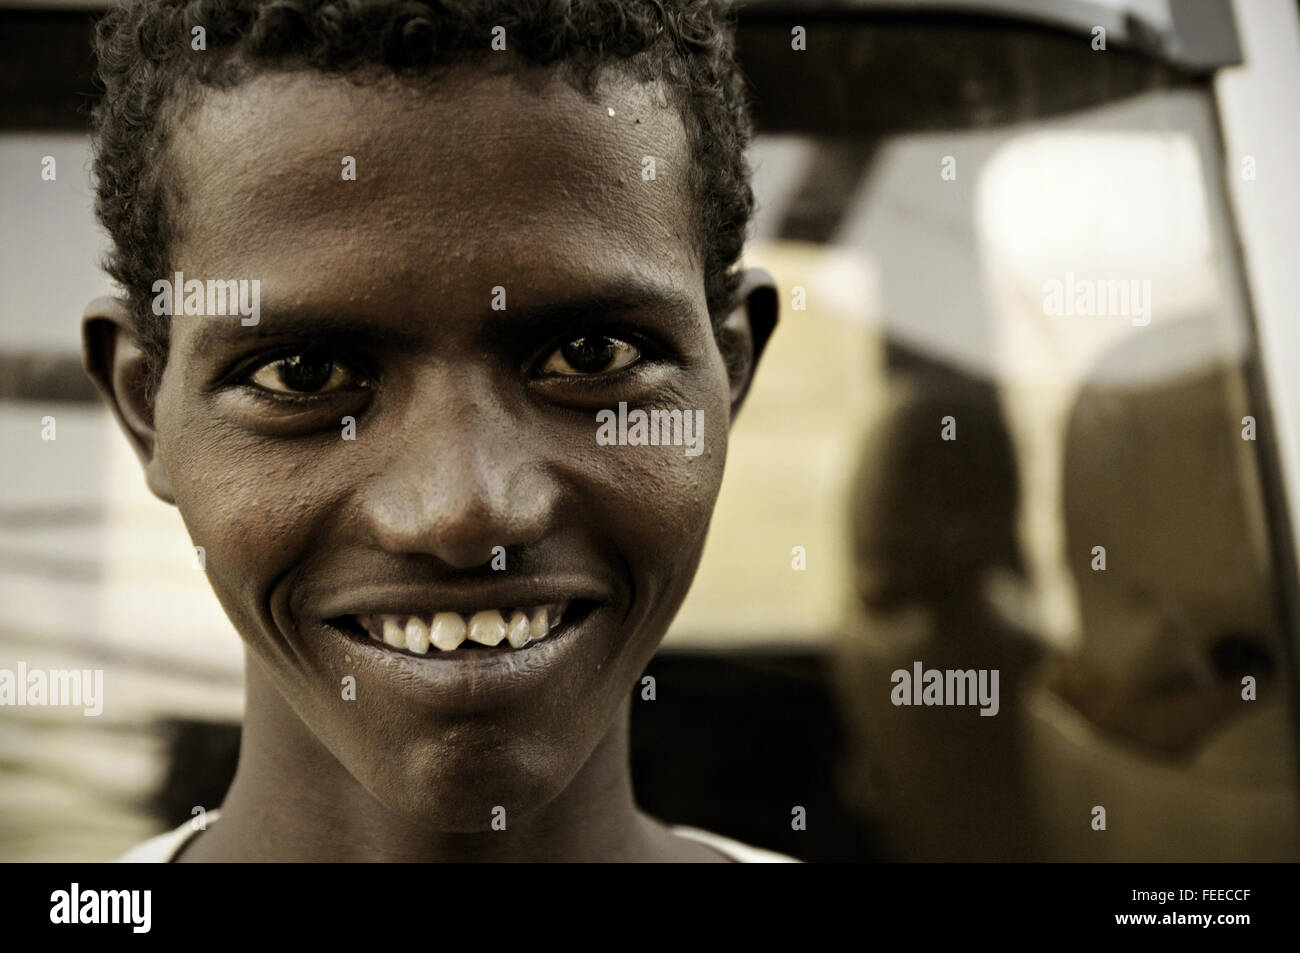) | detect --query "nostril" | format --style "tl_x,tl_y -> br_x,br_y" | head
1208,633 -> 1275,679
